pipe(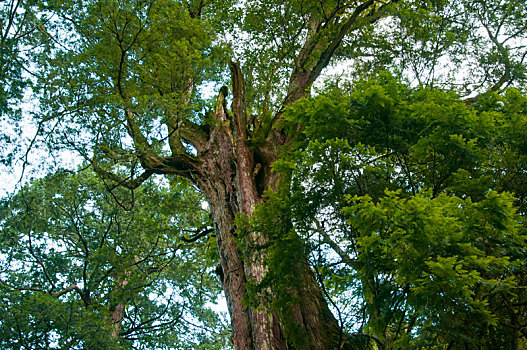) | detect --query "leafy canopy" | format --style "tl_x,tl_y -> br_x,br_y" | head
243,73 -> 527,348
0,170 -> 229,349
